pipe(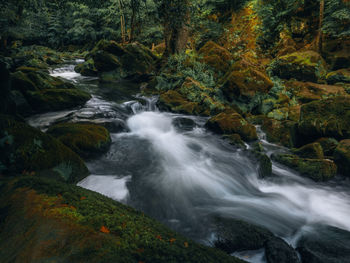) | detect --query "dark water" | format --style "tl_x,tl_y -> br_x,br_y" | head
27,62 -> 350,263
